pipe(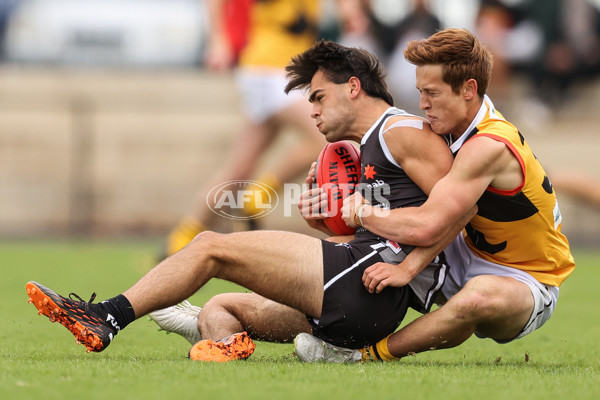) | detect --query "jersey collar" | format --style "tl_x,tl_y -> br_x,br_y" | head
449,94 -> 495,153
